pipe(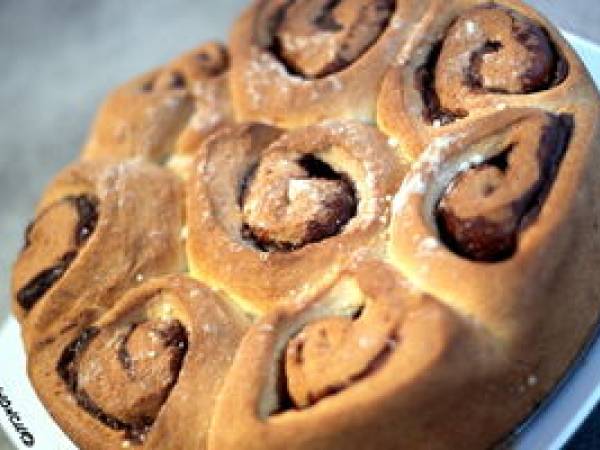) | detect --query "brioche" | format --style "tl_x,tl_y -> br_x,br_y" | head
11,0 -> 600,449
